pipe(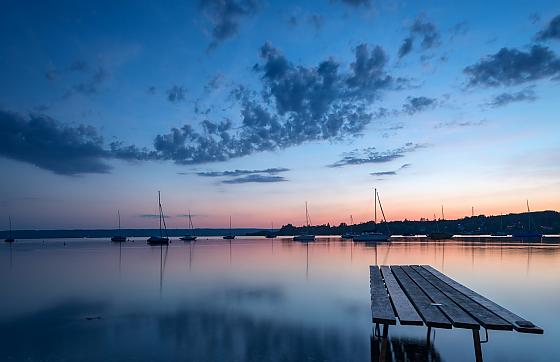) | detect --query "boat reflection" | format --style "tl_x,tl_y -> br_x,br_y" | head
371,335 -> 442,362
